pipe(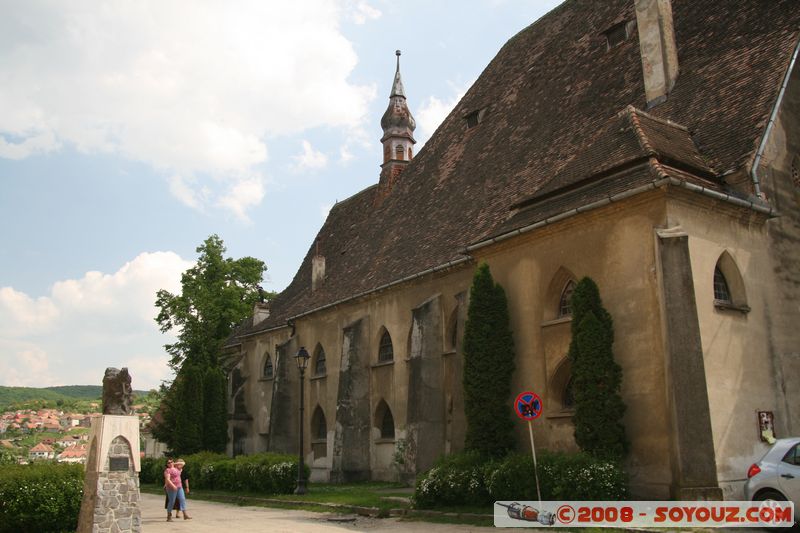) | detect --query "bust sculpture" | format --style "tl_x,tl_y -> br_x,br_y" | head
102,367 -> 133,415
